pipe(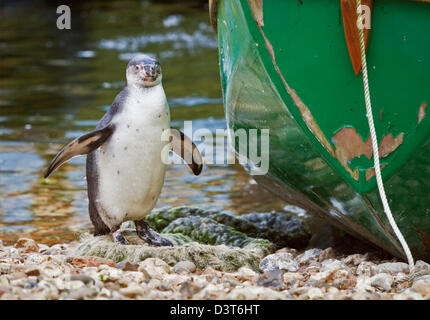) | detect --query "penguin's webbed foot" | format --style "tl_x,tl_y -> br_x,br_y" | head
112,228 -> 128,245
135,220 -> 173,246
